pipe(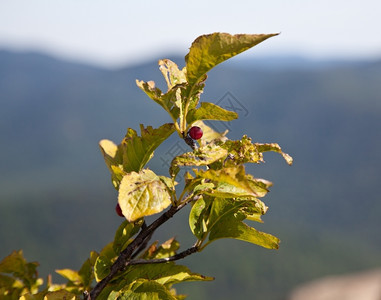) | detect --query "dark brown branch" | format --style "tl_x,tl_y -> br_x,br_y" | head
131,222 -> 153,259
129,244 -> 199,266
86,198 -> 195,299
184,134 -> 197,150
